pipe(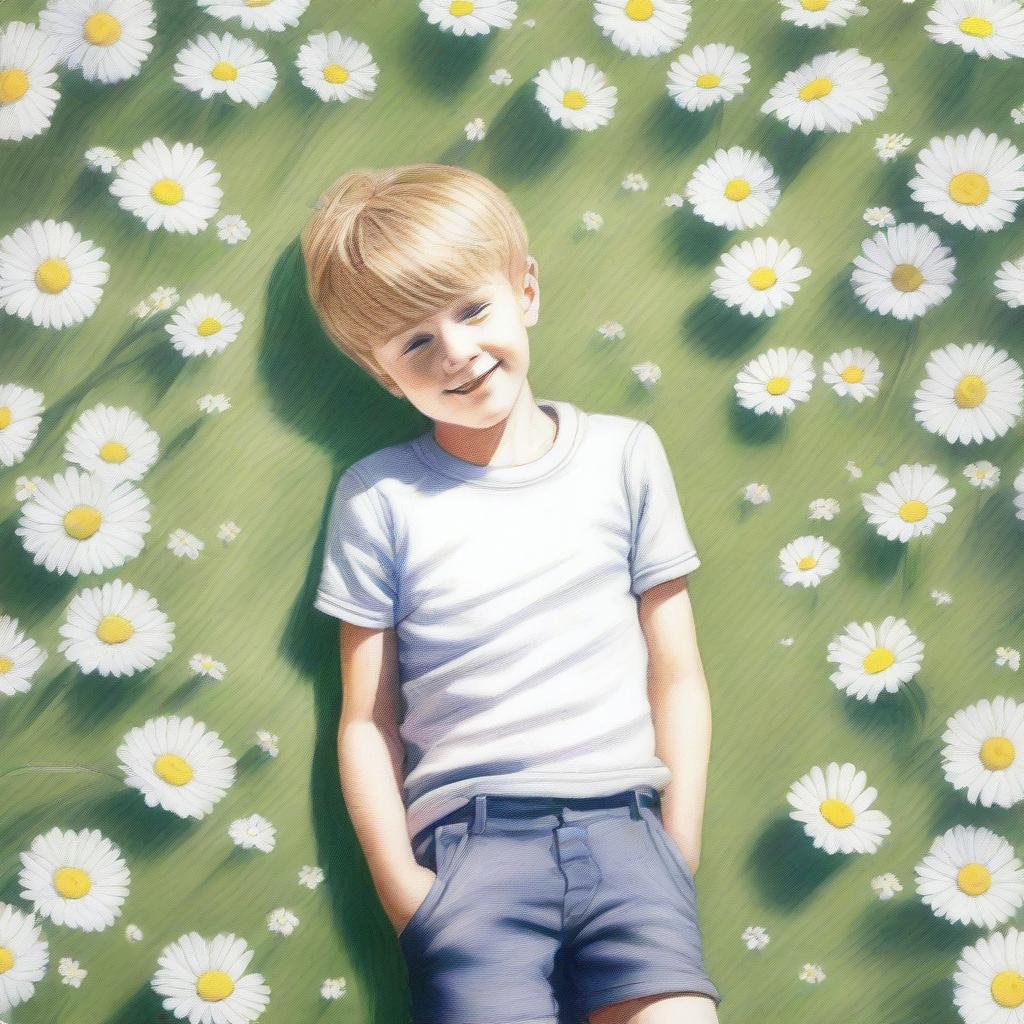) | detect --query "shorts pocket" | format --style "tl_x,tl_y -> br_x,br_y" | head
398,821 -> 470,949
641,808 -> 695,900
